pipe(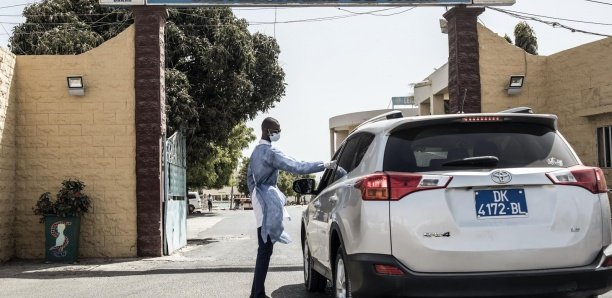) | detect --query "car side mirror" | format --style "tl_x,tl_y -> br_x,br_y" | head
293,178 -> 317,195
